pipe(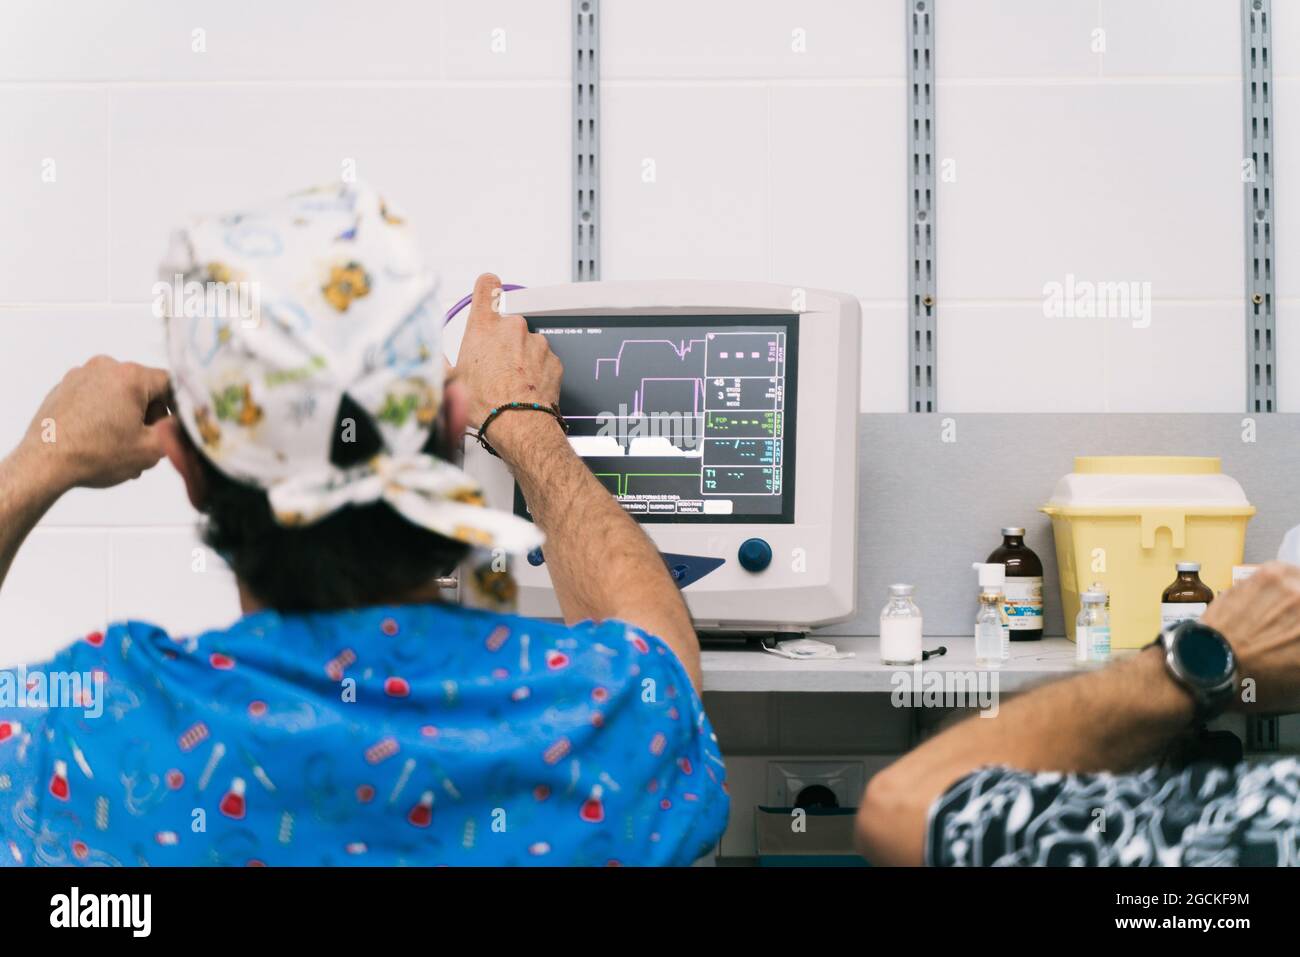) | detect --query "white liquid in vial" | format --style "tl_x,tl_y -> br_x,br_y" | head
880,617 -> 923,664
